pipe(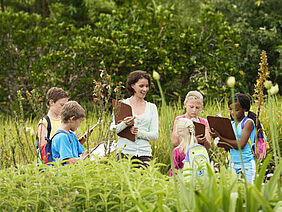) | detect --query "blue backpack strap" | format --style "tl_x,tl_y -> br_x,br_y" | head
45,115 -> 52,139
241,116 -> 248,129
35,116 -> 52,149
50,130 -> 72,143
